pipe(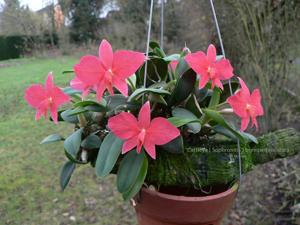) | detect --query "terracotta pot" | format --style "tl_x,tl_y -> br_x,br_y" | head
134,183 -> 238,225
